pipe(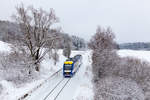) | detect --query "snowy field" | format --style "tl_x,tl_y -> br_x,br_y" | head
118,49 -> 150,62
0,40 -> 150,100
